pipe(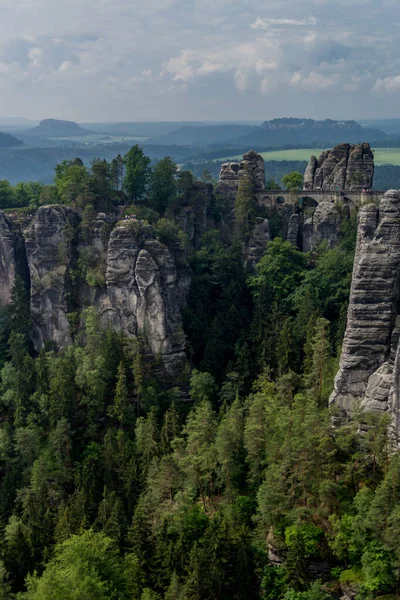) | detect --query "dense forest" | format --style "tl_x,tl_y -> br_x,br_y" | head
0,145 -> 398,600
